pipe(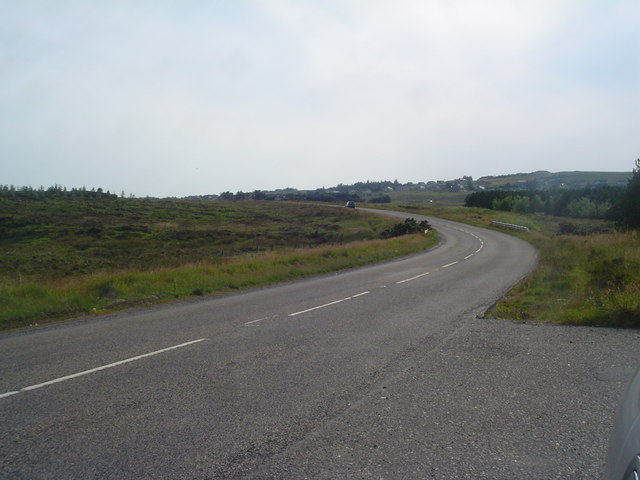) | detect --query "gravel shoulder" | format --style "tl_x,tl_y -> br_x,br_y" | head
252,314 -> 640,479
